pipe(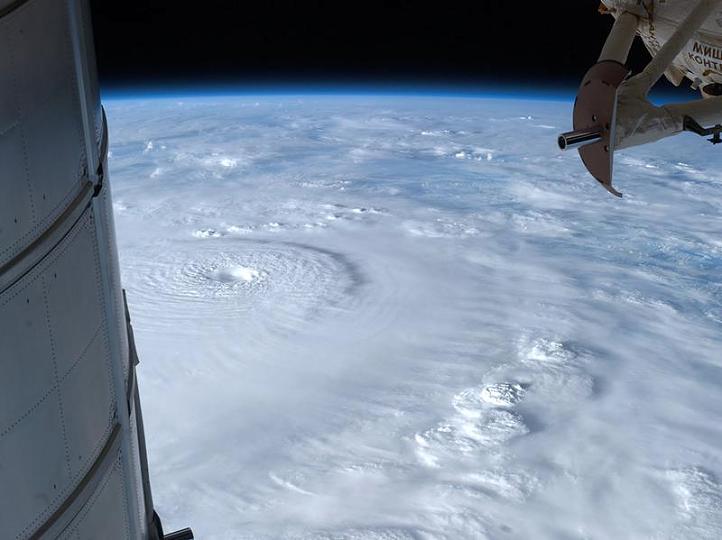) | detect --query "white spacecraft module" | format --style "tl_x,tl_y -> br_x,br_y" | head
559,0 -> 722,196
0,1 -> 191,538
